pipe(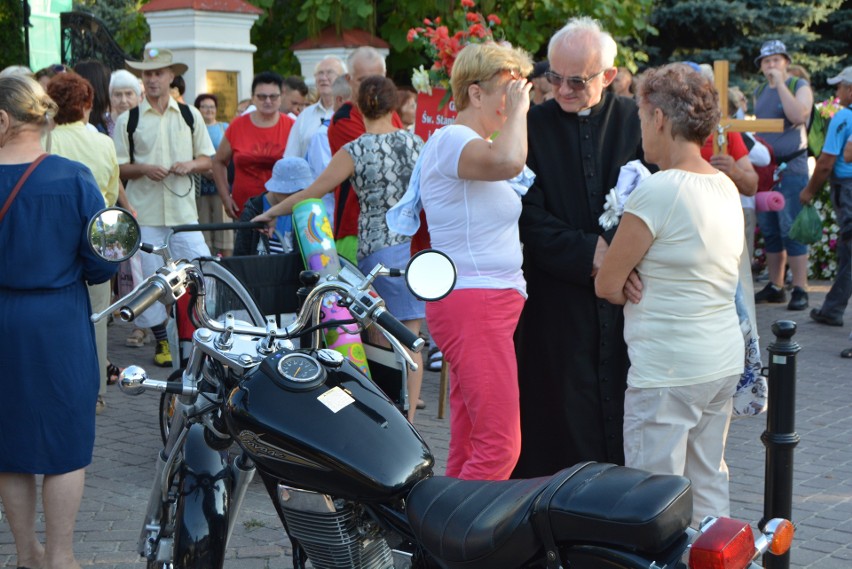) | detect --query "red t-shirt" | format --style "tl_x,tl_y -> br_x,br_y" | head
226,113 -> 295,216
700,131 -> 748,162
327,103 -> 403,240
